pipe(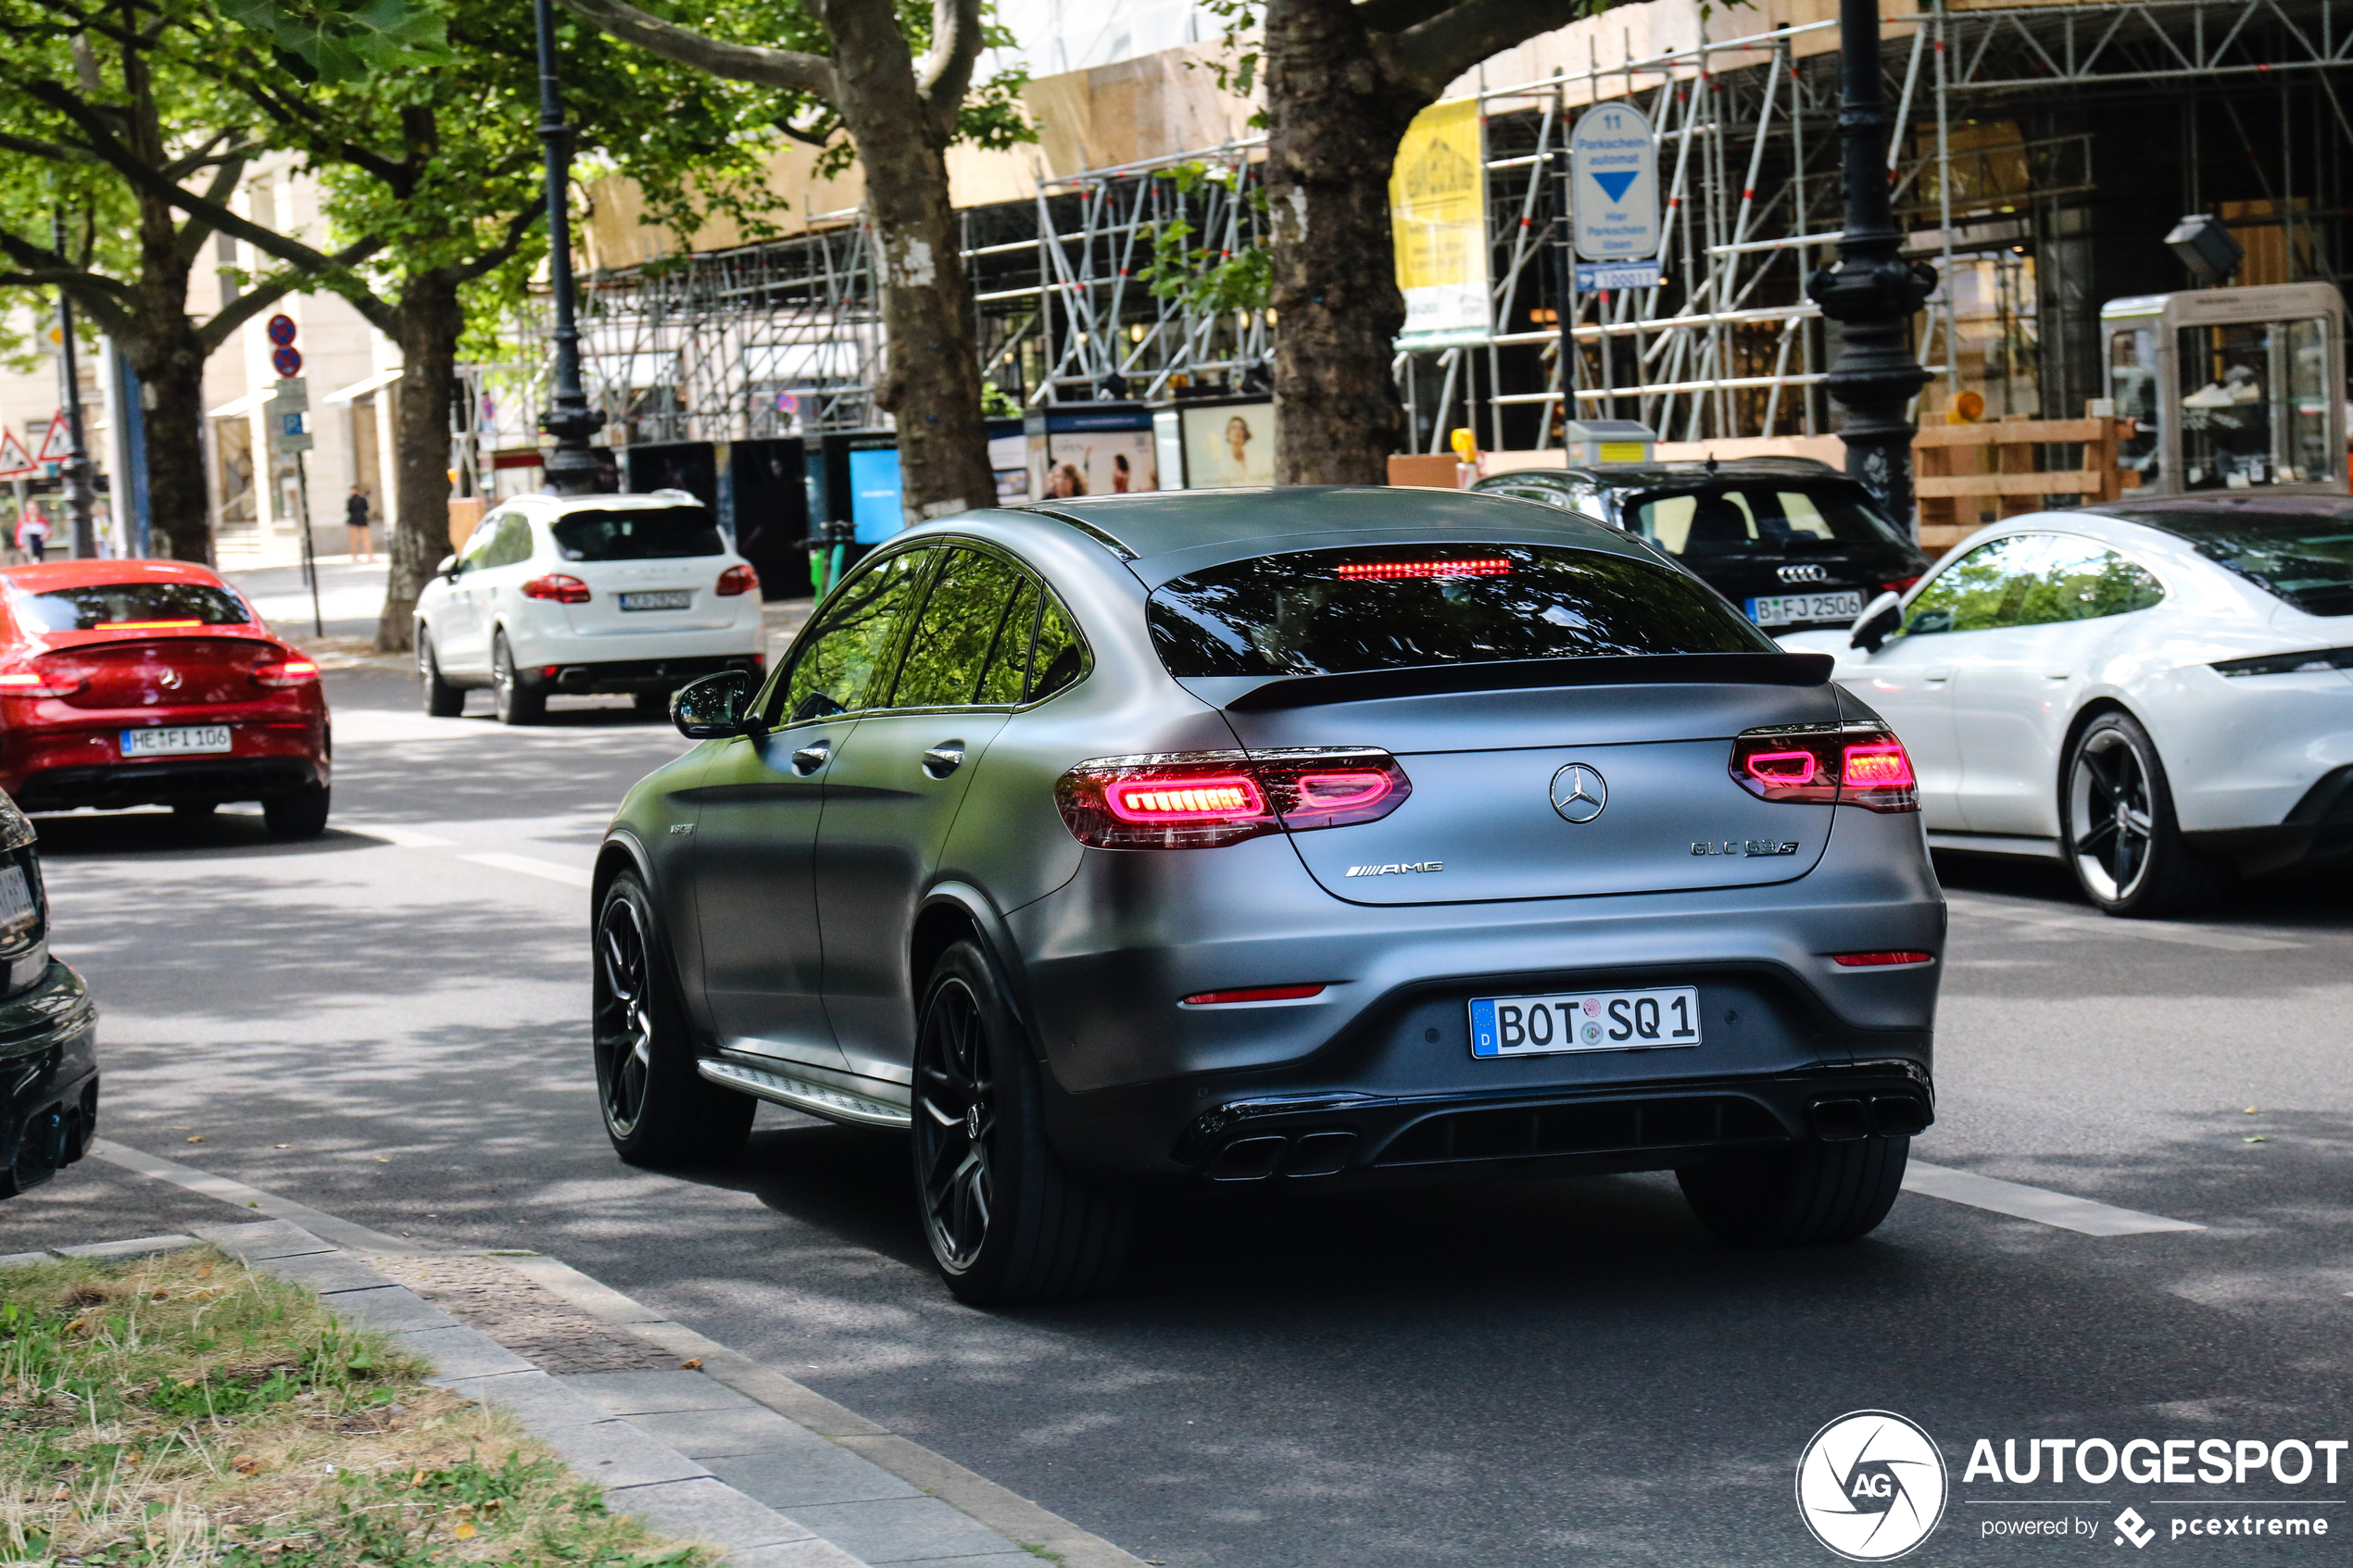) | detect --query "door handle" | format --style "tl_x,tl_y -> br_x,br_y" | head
921,742 -> 965,779
789,738 -> 832,775
2043,669 -> 2074,680
1923,668 -> 1952,683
